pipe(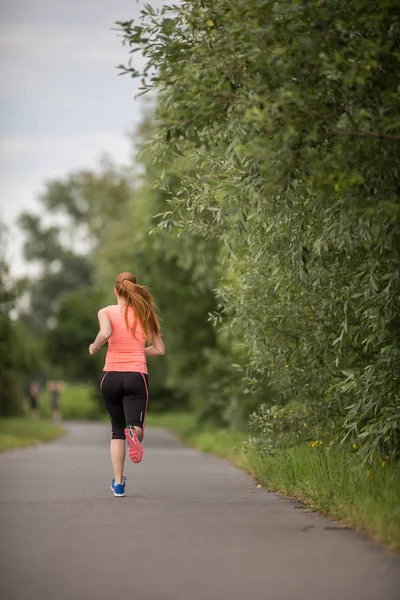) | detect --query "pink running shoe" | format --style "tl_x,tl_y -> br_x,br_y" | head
125,427 -> 143,463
